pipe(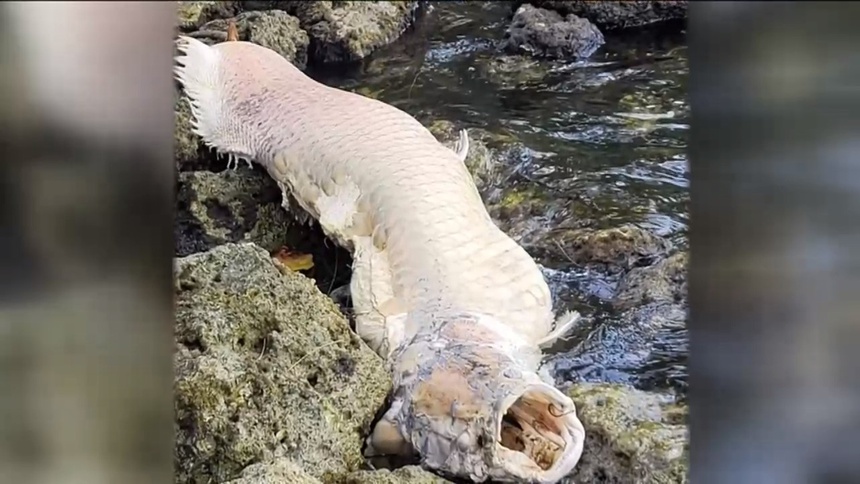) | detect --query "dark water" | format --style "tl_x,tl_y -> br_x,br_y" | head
313,2 -> 689,394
